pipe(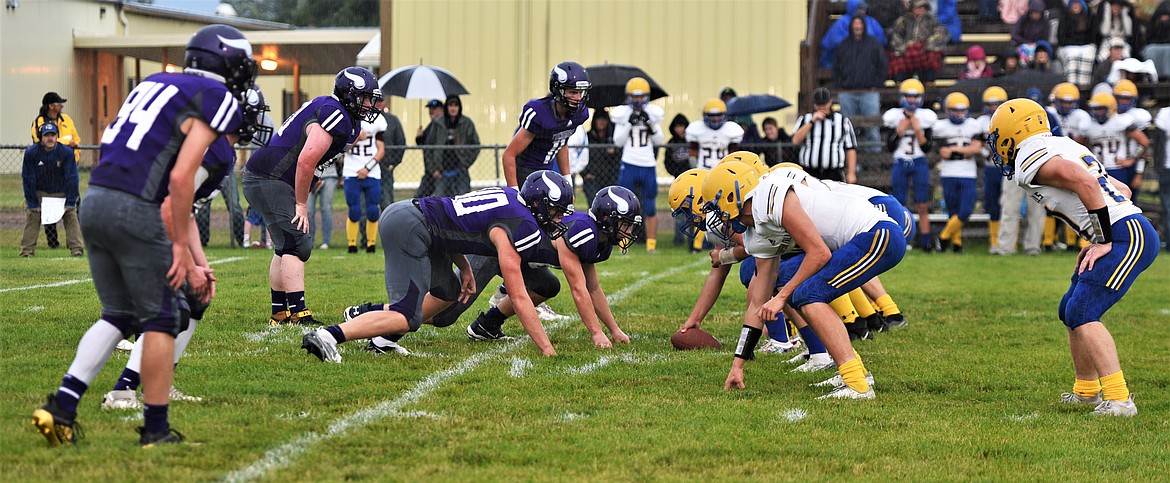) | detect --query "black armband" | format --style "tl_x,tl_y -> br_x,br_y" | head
734,325 -> 763,361
1088,207 -> 1113,244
